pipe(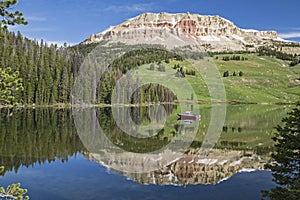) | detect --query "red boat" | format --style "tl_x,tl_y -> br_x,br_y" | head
177,111 -> 200,120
